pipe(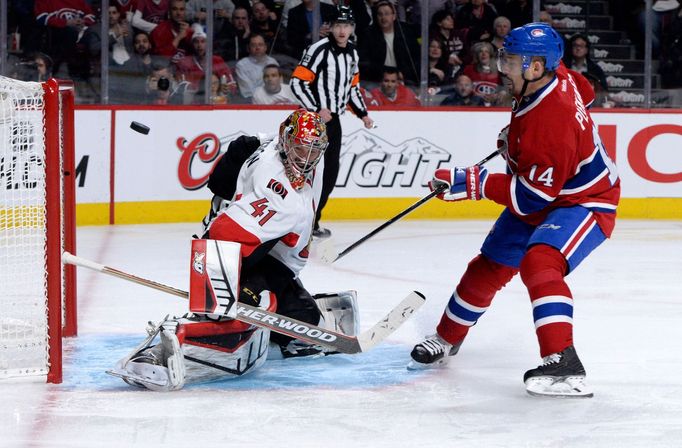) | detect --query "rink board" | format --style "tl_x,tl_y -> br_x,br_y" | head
68,106 -> 682,224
